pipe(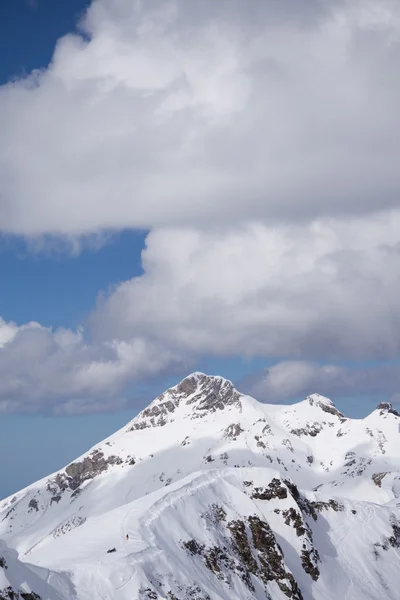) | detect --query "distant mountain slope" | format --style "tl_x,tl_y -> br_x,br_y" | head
1,373 -> 400,599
